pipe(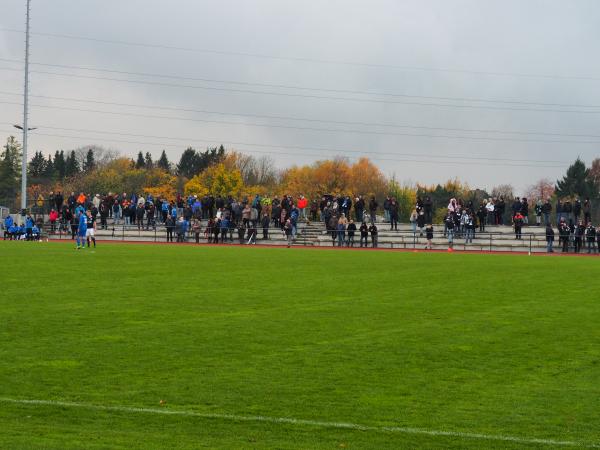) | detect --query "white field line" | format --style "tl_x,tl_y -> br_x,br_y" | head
0,397 -> 598,448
